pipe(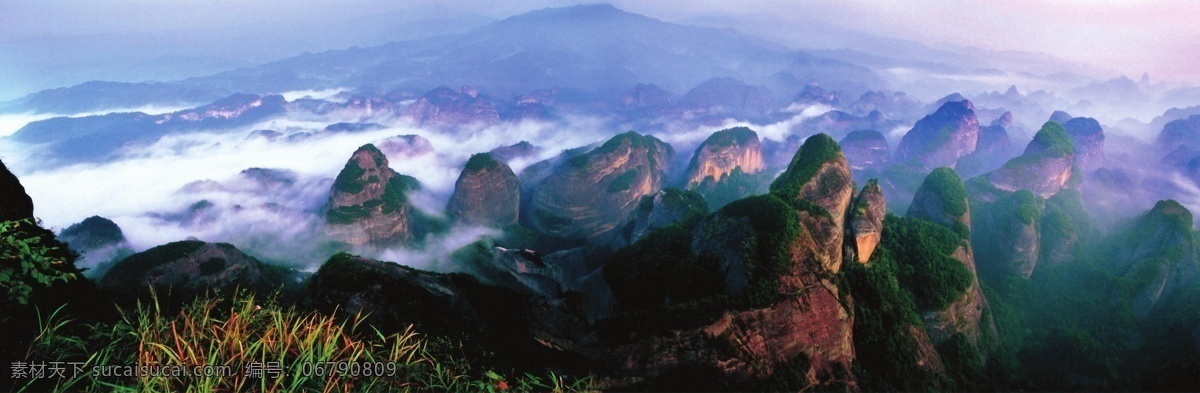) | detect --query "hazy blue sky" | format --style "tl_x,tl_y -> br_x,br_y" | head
2,0 -> 1196,99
